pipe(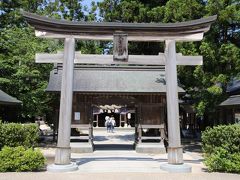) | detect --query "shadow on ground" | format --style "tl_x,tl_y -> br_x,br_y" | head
182,139 -> 202,153
71,156 -> 203,167
94,144 -> 135,151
